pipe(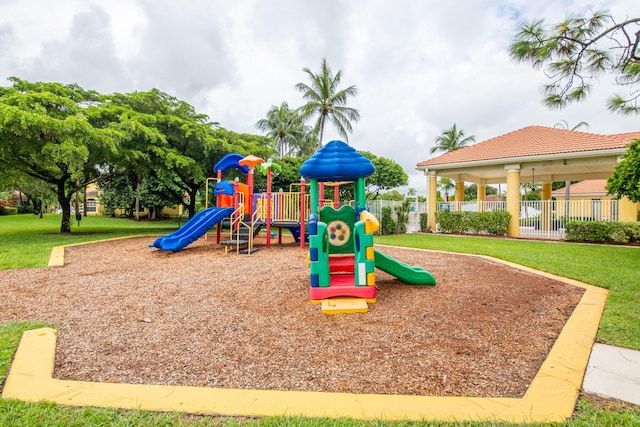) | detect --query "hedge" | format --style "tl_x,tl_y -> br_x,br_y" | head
0,206 -> 18,215
565,221 -> 640,244
435,211 -> 511,236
